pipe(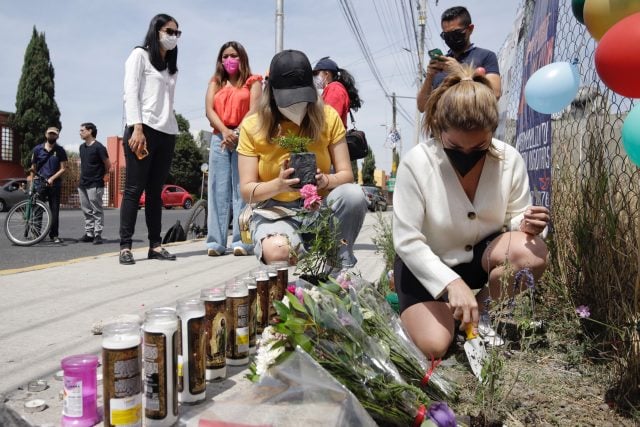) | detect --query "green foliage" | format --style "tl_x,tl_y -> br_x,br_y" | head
168,113 -> 204,194
274,131 -> 312,153
371,212 -> 395,295
351,159 -> 359,183
361,149 -> 376,185
294,203 -> 342,282
11,27 -> 61,169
